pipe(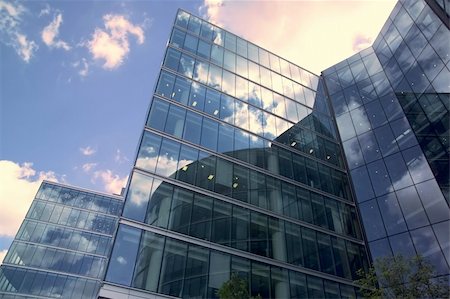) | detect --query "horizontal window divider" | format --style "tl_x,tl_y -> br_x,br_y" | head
32,198 -> 121,219
10,239 -> 109,259
41,180 -> 124,201
151,92 -> 346,172
131,165 -> 363,245
143,127 -> 355,206
21,218 -> 116,238
0,291 -> 62,299
120,217 -> 362,288
0,263 -> 103,282
101,282 -> 180,299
